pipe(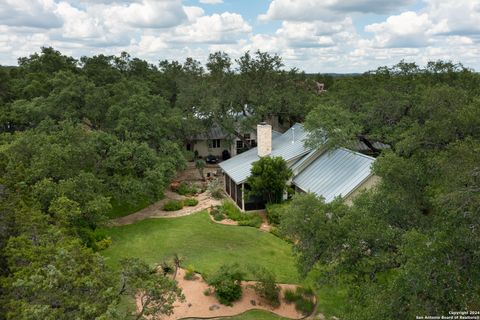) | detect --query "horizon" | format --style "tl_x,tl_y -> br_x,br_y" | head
0,0 -> 479,73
